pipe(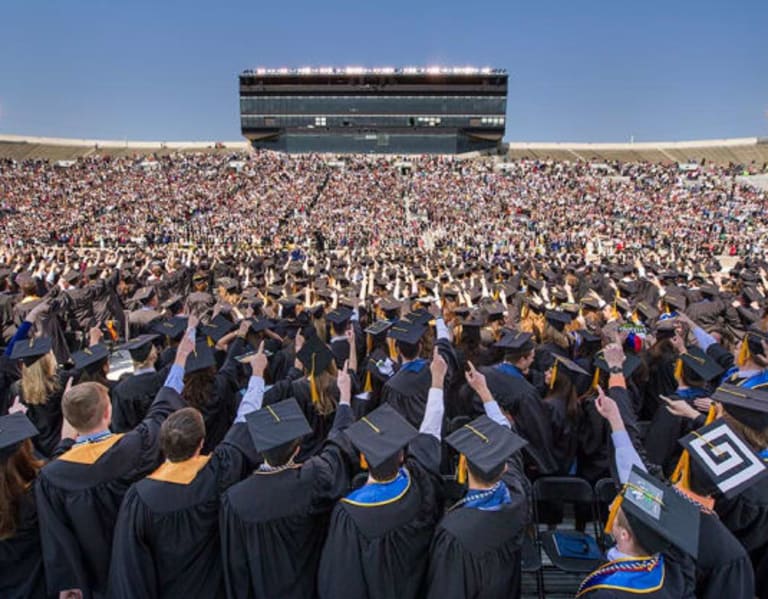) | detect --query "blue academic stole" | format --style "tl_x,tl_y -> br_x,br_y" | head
399,359 -> 427,374
496,363 -> 524,379
576,555 -> 665,597
342,468 -> 411,507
